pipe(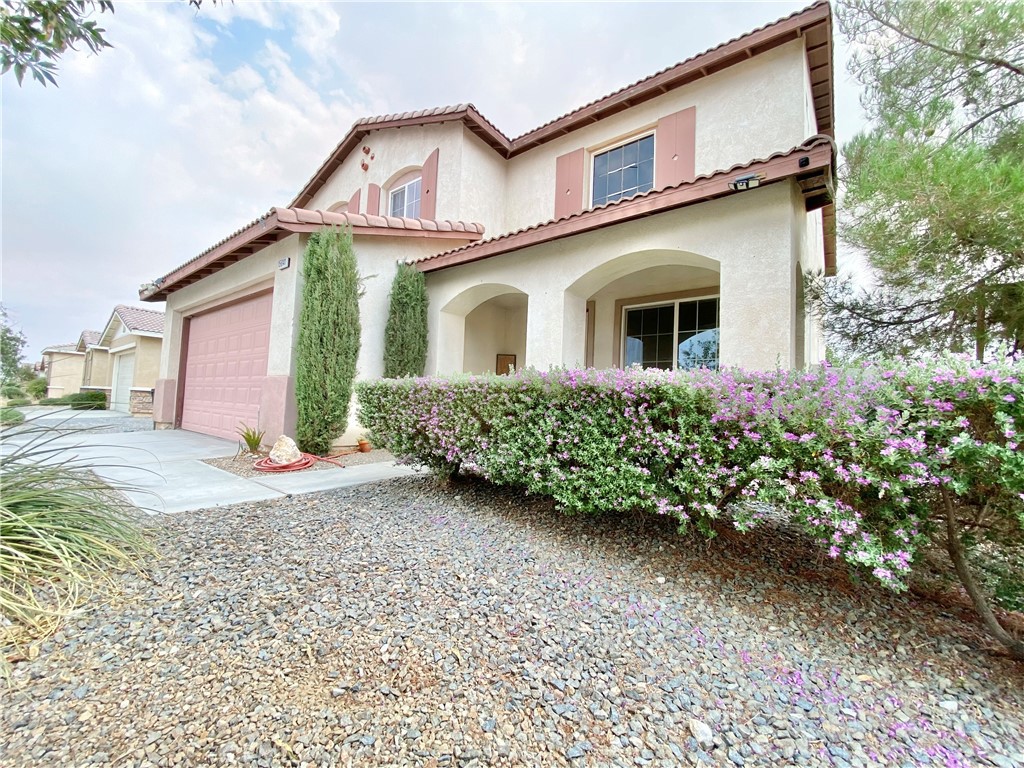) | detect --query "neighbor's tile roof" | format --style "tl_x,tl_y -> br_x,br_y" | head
290,1 -> 832,207
42,343 -> 80,354
114,305 -> 165,334
141,207 -> 485,301
412,135 -> 836,274
78,330 -> 102,348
